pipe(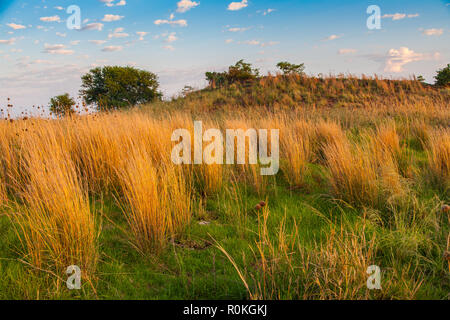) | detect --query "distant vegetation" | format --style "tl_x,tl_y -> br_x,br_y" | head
434,64 -> 450,87
49,93 -> 76,117
45,62 -> 449,117
276,61 -> 305,75
79,66 -> 162,111
205,59 -> 261,88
